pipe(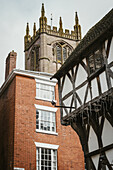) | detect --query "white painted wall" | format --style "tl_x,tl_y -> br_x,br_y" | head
62,74 -> 72,97
92,154 -> 100,170
63,94 -> 73,114
88,126 -> 99,152
75,63 -> 87,87
105,149 -> 113,168
76,84 -> 87,105
100,72 -> 108,93
102,118 -> 113,147
91,78 -> 99,99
